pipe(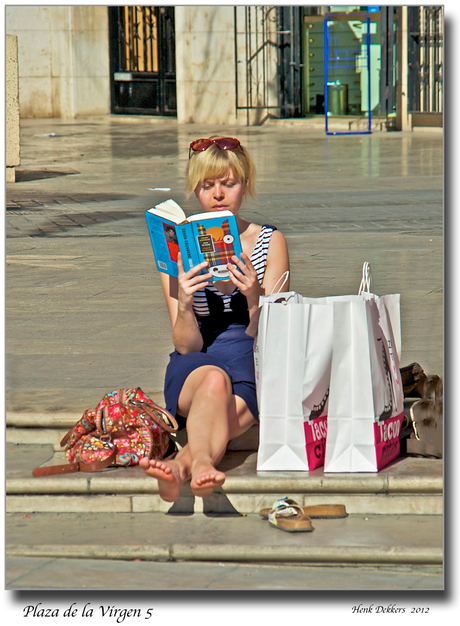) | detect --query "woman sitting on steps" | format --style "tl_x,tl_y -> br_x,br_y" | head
140,136 -> 290,501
